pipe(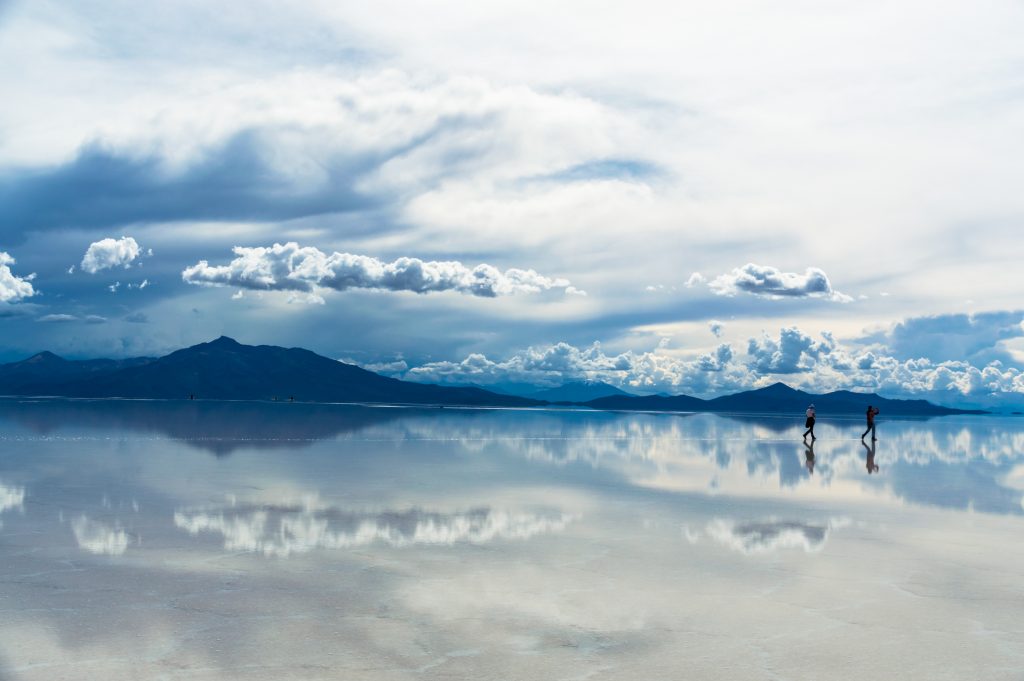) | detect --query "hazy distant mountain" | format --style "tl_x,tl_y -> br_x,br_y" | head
527,381 -> 632,402
586,382 -> 982,415
0,351 -> 154,394
0,337 -> 537,407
